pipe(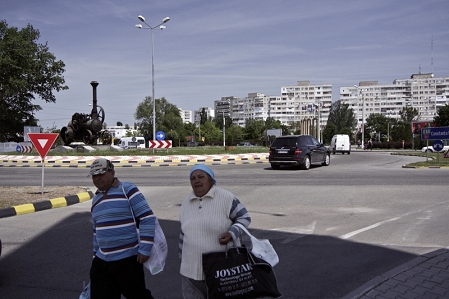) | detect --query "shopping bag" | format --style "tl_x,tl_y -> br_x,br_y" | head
234,223 -> 279,267
79,281 -> 90,299
202,246 -> 282,299
143,218 -> 168,275
123,184 -> 168,275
